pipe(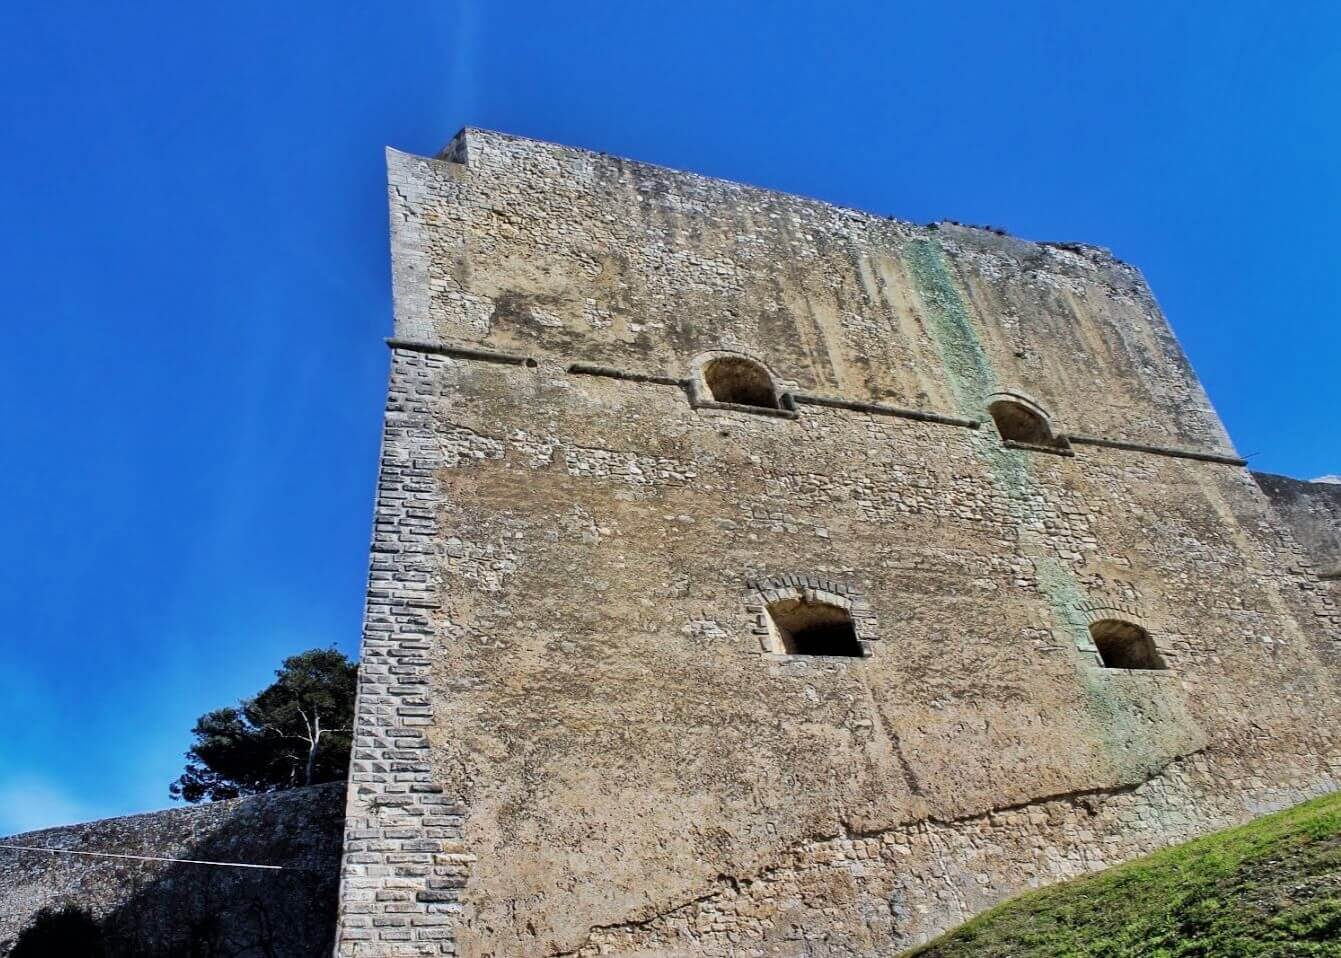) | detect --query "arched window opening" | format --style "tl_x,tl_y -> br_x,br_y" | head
1090,619 -> 1166,670
702,356 -> 778,409
767,599 -> 863,657
989,398 -> 1054,445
